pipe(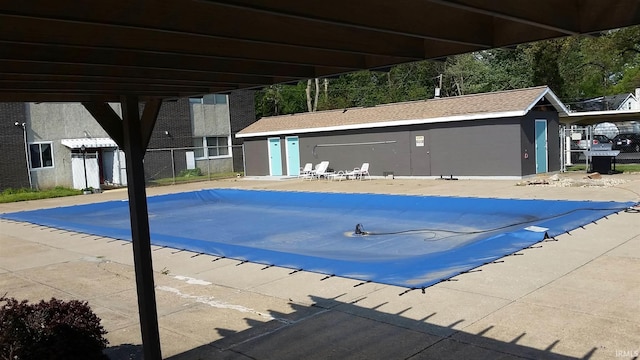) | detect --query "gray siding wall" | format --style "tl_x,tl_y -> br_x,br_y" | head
520,111 -> 560,175
429,118 -> 522,177
243,115 -> 561,178
545,112 -> 561,172
409,129 -> 431,176
243,139 -> 269,176
299,130 -> 411,176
